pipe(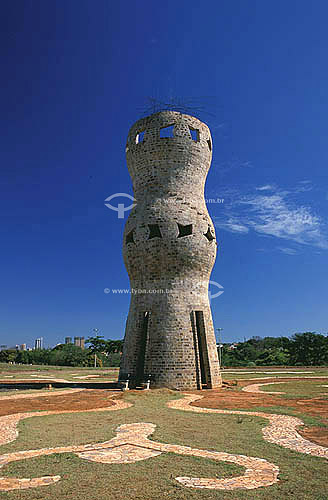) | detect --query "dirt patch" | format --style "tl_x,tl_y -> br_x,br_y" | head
191,379 -> 328,419
298,426 -> 328,447
0,390 -> 121,416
